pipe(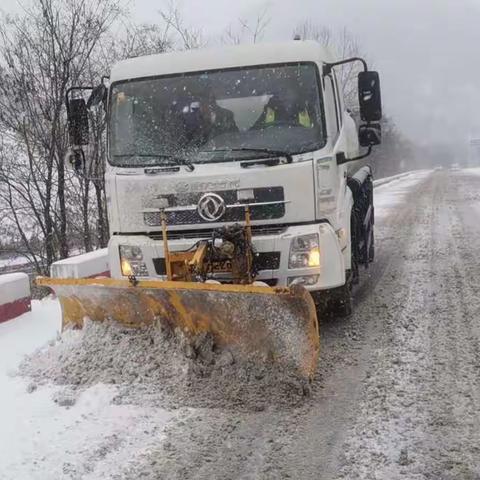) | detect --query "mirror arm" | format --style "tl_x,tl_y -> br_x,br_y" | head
350,146 -> 373,161
323,57 -> 368,76
348,146 -> 373,162
66,76 -> 108,111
